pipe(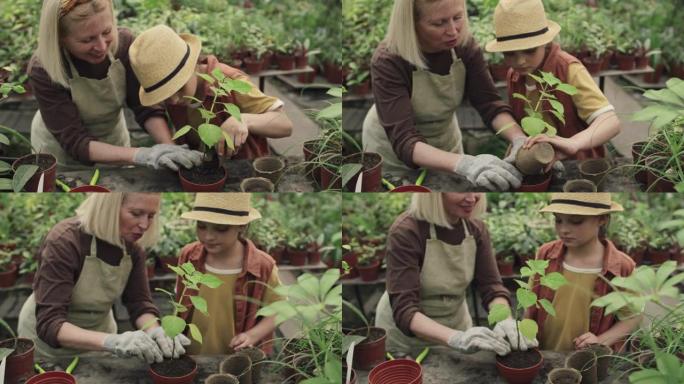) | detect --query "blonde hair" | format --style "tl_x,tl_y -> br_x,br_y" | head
76,193 -> 160,249
35,0 -> 118,88
408,193 -> 486,228
384,0 -> 471,70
